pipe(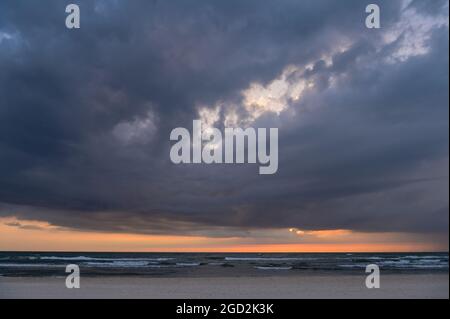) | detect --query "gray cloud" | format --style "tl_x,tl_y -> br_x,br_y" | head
0,0 -> 448,239
4,221 -> 44,231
